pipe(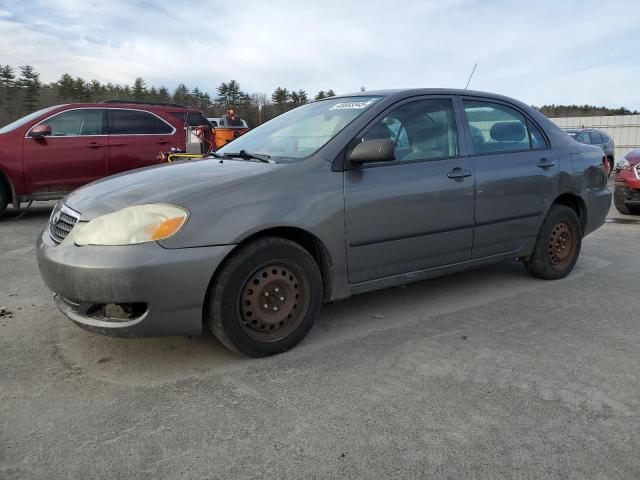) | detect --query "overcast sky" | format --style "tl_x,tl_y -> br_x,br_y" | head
1,0 -> 639,109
